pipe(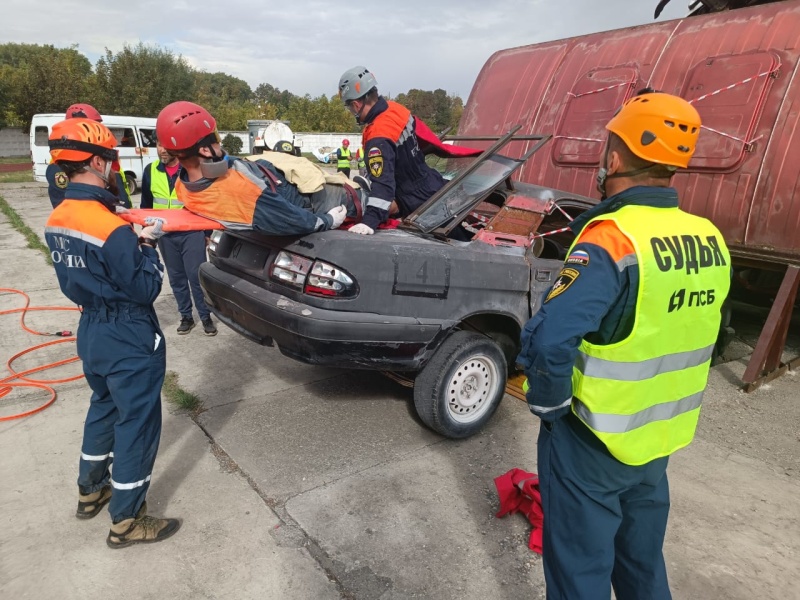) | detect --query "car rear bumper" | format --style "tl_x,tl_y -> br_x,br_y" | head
199,263 -> 452,370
